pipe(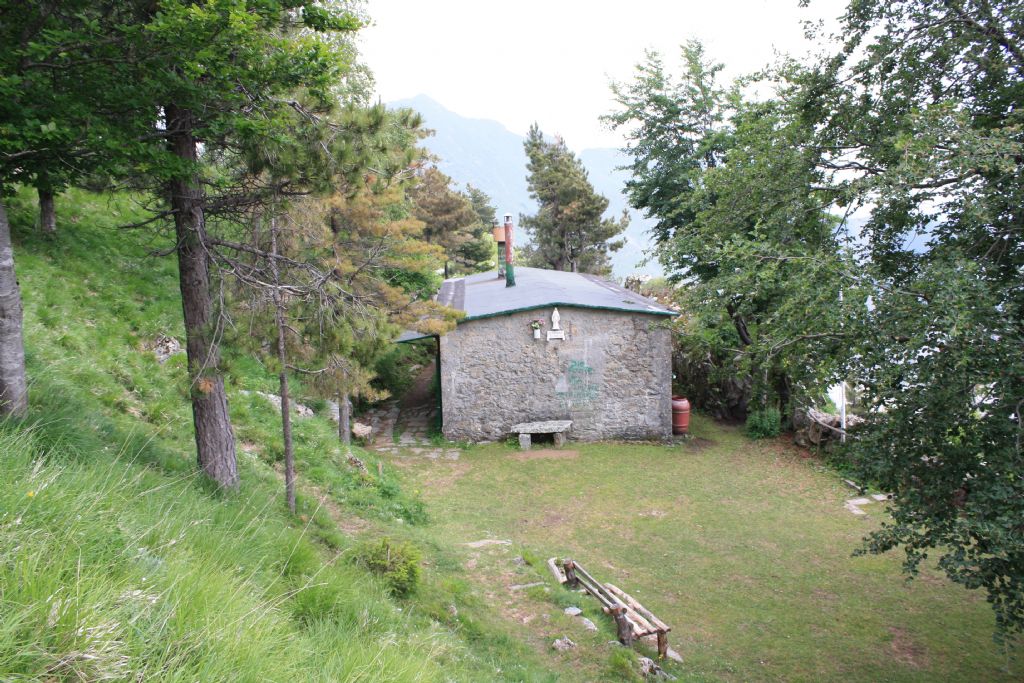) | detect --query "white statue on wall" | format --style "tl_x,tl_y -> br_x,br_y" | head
547,307 -> 565,341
